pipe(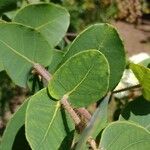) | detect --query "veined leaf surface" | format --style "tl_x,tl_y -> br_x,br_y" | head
48,50 -> 109,107
26,88 -> 74,150
100,121 -> 150,150
14,3 -> 70,47
0,22 -> 52,87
